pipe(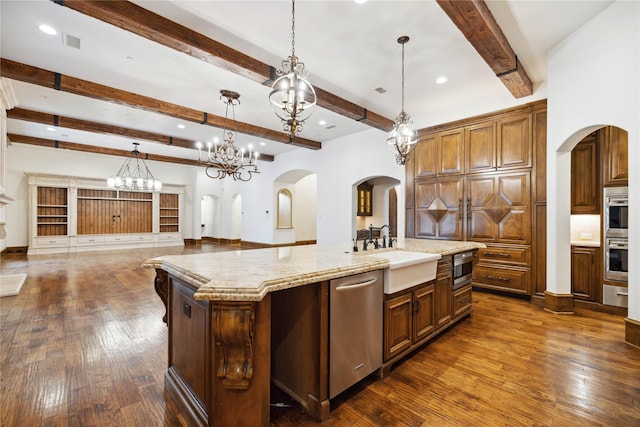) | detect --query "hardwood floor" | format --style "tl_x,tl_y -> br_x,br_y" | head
1,245 -> 638,426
